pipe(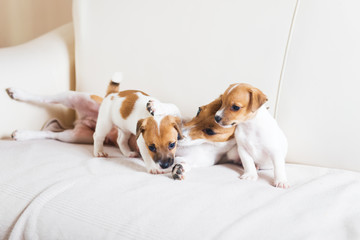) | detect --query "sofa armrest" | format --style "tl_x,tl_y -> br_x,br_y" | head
0,23 -> 75,139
